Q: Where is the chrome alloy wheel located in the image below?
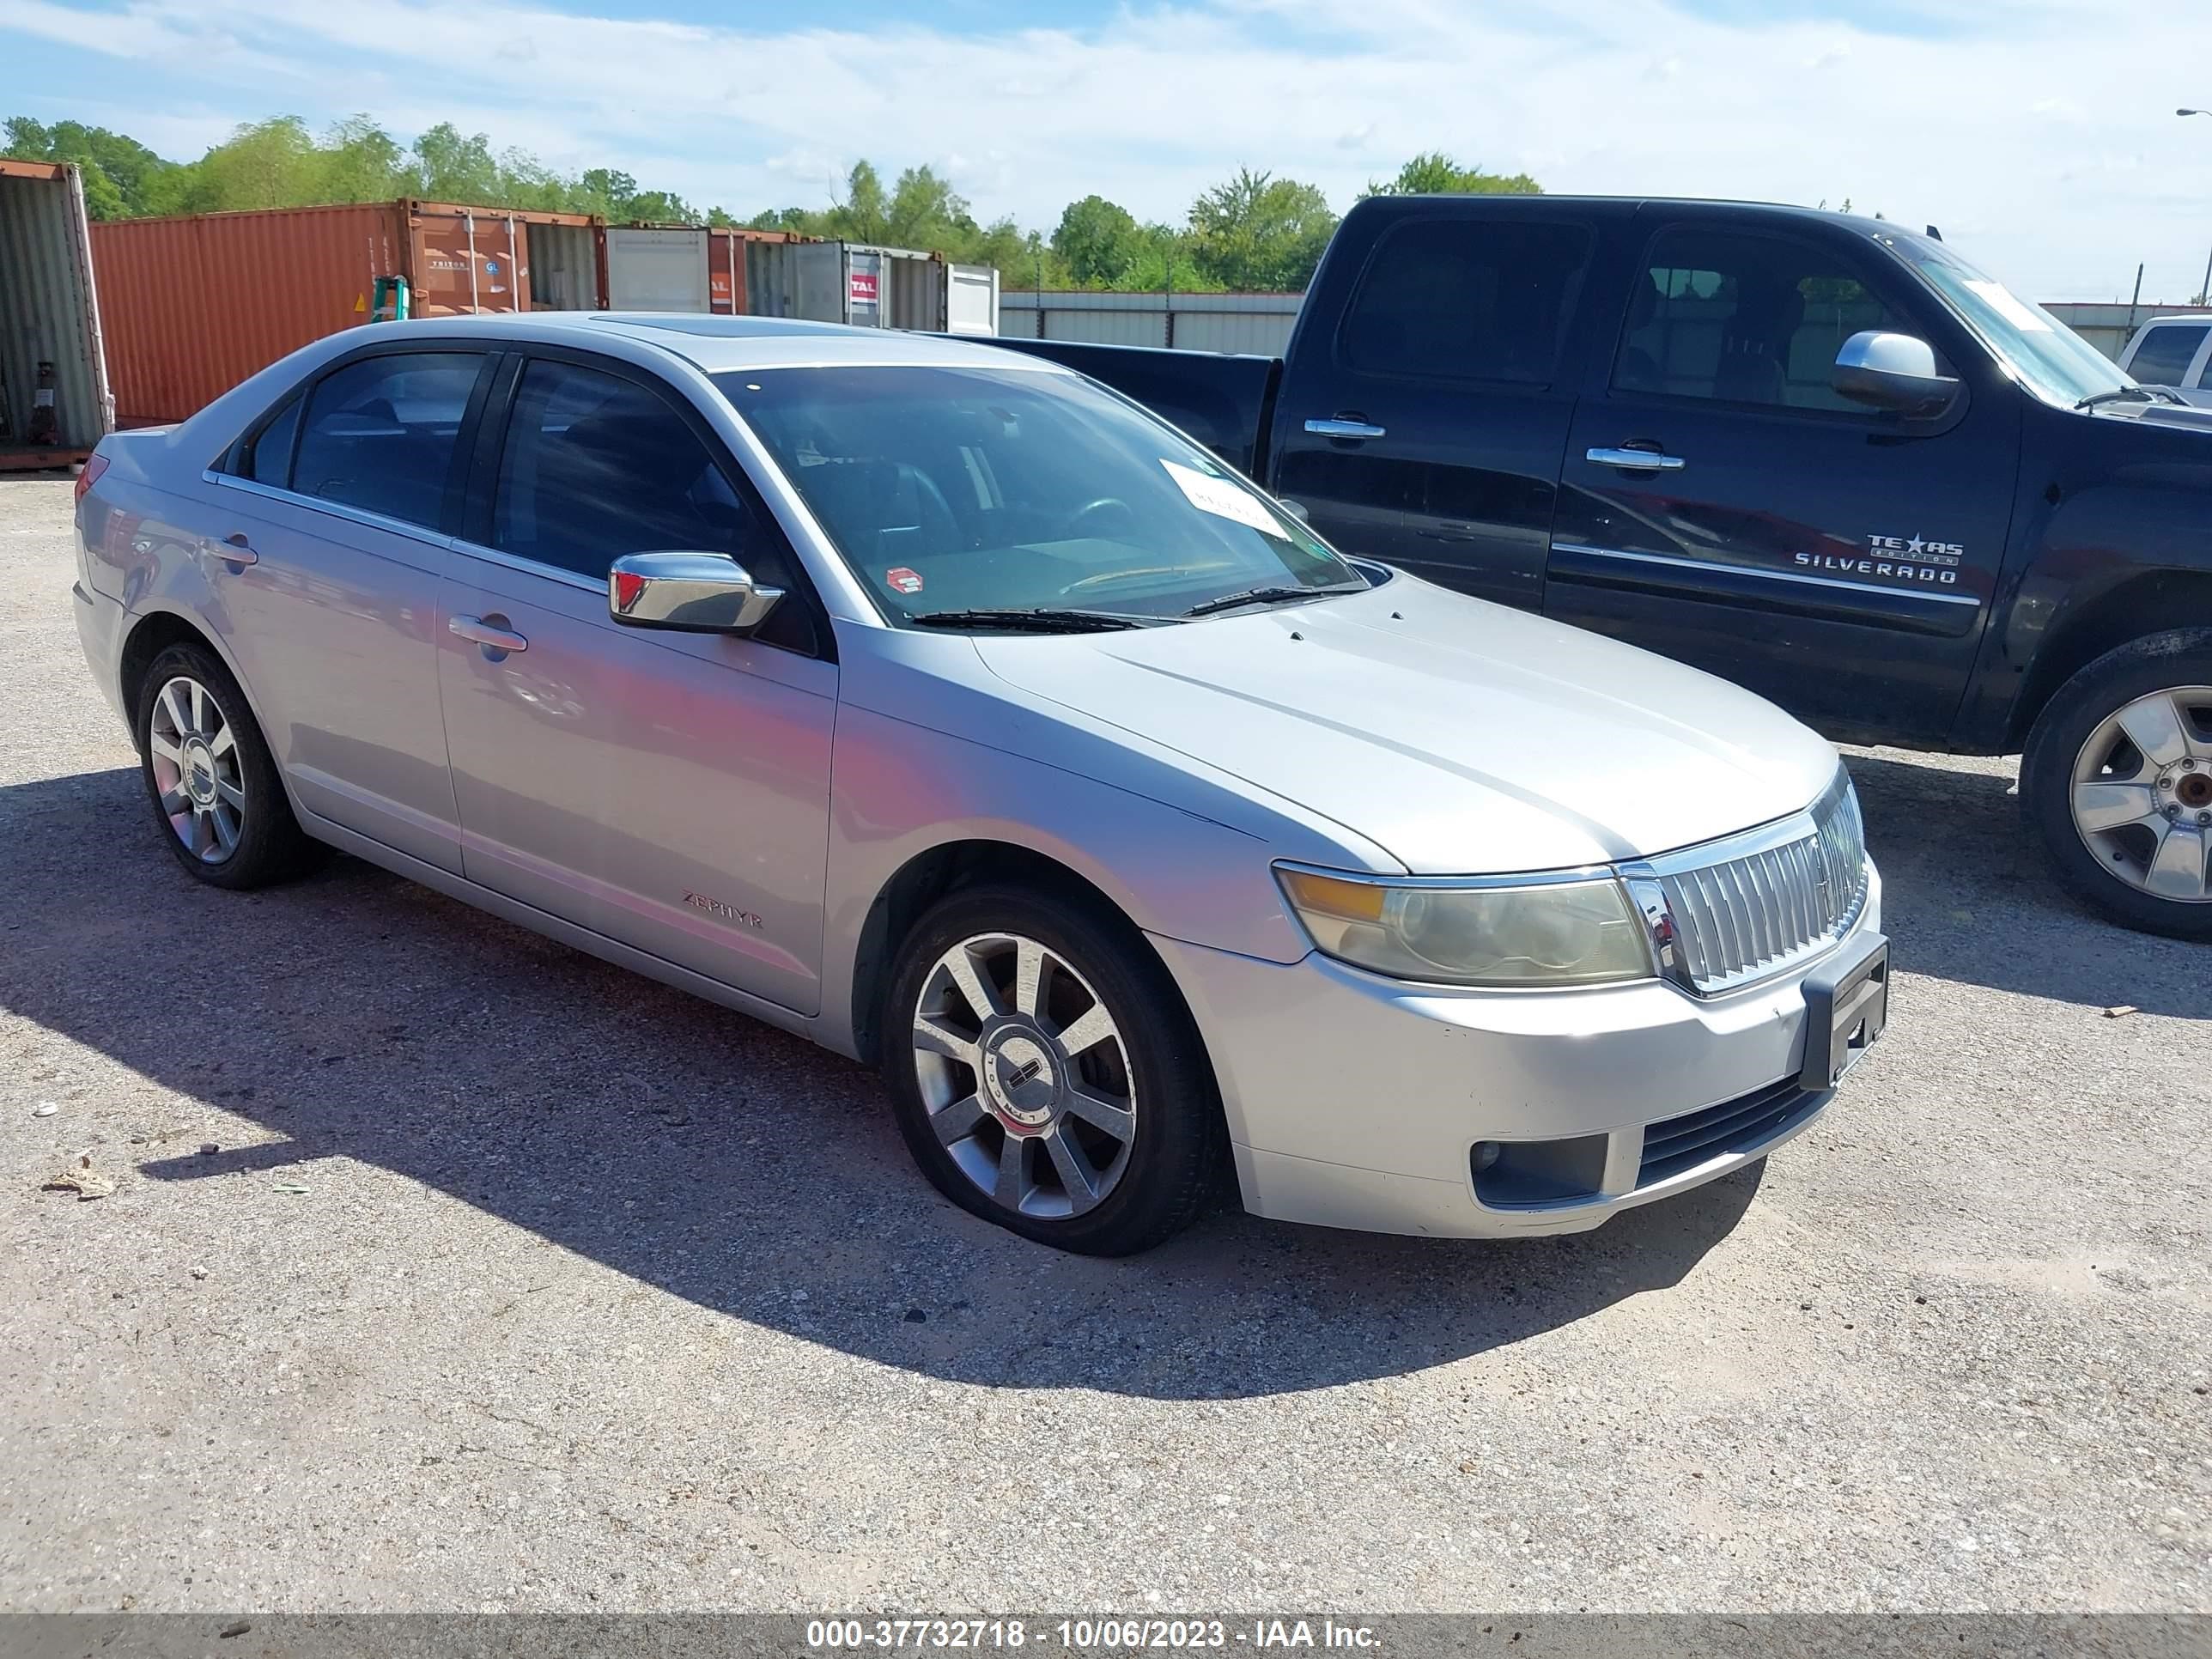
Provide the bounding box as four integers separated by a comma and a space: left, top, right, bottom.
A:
2070, 684, 2212, 902
910, 932, 1138, 1219
148, 675, 246, 864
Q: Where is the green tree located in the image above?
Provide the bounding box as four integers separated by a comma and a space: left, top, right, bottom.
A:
1188, 167, 1338, 291
827, 160, 891, 243
189, 116, 324, 211
1052, 194, 1144, 285
1361, 151, 1541, 198
410, 122, 500, 203
5, 114, 176, 217
317, 114, 410, 204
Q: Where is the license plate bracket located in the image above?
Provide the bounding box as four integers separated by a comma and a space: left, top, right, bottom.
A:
1800, 932, 1889, 1091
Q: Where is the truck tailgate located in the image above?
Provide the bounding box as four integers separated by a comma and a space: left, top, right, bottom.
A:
981, 337, 1281, 479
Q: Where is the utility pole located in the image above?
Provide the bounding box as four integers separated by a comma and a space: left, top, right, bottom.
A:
2181, 112, 2212, 303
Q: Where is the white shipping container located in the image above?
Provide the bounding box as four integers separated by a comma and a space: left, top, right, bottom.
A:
945, 264, 1000, 336
744, 240, 998, 334
605, 227, 711, 313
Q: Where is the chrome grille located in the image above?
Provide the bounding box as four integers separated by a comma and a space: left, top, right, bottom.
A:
1645, 771, 1869, 995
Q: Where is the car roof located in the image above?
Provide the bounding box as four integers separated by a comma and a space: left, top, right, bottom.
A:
1349, 191, 1921, 243
391, 311, 1062, 375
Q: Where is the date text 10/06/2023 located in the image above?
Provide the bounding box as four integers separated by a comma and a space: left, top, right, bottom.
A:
803, 1620, 1382, 1650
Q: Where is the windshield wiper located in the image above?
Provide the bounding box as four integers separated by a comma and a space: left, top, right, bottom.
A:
1183, 581, 1367, 618
908, 607, 1147, 633
2075, 386, 2172, 410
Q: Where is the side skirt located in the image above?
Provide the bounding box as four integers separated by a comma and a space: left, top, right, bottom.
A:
297, 808, 843, 1056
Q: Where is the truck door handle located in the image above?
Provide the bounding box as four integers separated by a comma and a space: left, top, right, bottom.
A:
450, 614, 529, 654
1305, 417, 1388, 441
1586, 446, 1686, 471
210, 532, 258, 568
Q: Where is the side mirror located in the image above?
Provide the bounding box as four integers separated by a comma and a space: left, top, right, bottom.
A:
609, 551, 783, 635
1832, 331, 1960, 415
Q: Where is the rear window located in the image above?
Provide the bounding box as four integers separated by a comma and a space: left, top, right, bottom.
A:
1339, 217, 1593, 385
237, 394, 301, 487
2127, 323, 2209, 386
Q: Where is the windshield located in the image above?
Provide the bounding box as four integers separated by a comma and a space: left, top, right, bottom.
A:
715, 365, 1356, 624
1886, 234, 2133, 409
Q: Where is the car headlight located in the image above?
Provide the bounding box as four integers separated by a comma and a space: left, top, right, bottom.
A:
1276, 866, 1654, 988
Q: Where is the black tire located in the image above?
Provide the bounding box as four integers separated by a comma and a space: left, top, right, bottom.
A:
2021, 628, 2212, 940
133, 641, 322, 890
880, 882, 1225, 1255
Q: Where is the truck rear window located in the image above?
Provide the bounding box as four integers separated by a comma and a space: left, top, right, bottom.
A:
1339, 218, 1592, 386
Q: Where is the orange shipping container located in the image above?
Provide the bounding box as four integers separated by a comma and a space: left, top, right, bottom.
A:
90, 199, 605, 425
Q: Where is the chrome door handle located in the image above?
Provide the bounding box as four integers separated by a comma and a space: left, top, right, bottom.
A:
450, 614, 528, 653
210, 532, 258, 568
1305, 417, 1388, 440
1586, 446, 1685, 471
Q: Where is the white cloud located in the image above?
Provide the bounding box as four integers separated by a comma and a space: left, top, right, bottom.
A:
8, 0, 2209, 300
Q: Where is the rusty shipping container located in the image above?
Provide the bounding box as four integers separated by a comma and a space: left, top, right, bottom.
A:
709, 227, 804, 315
90, 199, 605, 425
0, 157, 112, 468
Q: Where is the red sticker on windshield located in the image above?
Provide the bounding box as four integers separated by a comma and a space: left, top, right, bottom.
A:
885, 567, 924, 595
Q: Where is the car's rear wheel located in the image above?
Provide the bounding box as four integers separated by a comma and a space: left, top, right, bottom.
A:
134, 641, 320, 890
2021, 629, 2212, 939
882, 883, 1224, 1255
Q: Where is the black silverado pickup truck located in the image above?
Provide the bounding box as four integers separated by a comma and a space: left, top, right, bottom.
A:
995, 195, 2212, 939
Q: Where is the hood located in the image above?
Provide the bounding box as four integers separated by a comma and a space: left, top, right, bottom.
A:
973, 575, 1840, 874
2092, 399, 2212, 434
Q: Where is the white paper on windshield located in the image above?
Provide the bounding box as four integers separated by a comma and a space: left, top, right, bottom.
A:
1161, 458, 1282, 537
1963, 279, 2051, 332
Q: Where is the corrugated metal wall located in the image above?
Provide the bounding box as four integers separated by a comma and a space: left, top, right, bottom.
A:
0, 165, 109, 452
1000, 290, 1304, 355
93, 202, 409, 425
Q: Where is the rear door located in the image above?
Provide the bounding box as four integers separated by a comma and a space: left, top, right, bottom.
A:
1268, 205, 1601, 611
1547, 211, 2019, 744
205, 344, 494, 872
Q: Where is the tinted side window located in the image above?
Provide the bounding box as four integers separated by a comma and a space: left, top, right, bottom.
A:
240, 394, 301, 486
1613, 228, 1911, 412
492, 359, 817, 653
493, 360, 763, 577
1340, 218, 1593, 385
291, 353, 482, 528
2127, 324, 2209, 386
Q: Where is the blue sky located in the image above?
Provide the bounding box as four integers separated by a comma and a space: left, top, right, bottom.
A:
8, 0, 2207, 301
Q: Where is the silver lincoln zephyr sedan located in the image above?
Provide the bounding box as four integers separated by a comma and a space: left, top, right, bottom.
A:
72, 314, 1887, 1255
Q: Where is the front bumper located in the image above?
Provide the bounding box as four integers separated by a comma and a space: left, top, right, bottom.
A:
1152, 867, 1882, 1239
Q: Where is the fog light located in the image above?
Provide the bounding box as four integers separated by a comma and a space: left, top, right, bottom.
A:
1472, 1140, 1503, 1174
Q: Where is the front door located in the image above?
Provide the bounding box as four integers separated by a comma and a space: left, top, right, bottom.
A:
1268, 210, 1597, 611
436, 352, 837, 1014
1547, 216, 2021, 744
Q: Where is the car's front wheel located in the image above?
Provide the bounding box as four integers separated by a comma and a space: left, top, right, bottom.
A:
134, 641, 320, 890
882, 883, 1224, 1255
2021, 629, 2212, 939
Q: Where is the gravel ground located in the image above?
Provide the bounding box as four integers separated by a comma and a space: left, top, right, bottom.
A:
1, 472, 2206, 1614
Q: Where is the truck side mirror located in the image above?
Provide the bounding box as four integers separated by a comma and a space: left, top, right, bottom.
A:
1832, 331, 1960, 416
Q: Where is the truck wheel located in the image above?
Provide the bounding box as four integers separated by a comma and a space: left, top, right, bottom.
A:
881, 883, 1225, 1255
2021, 629, 2212, 939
